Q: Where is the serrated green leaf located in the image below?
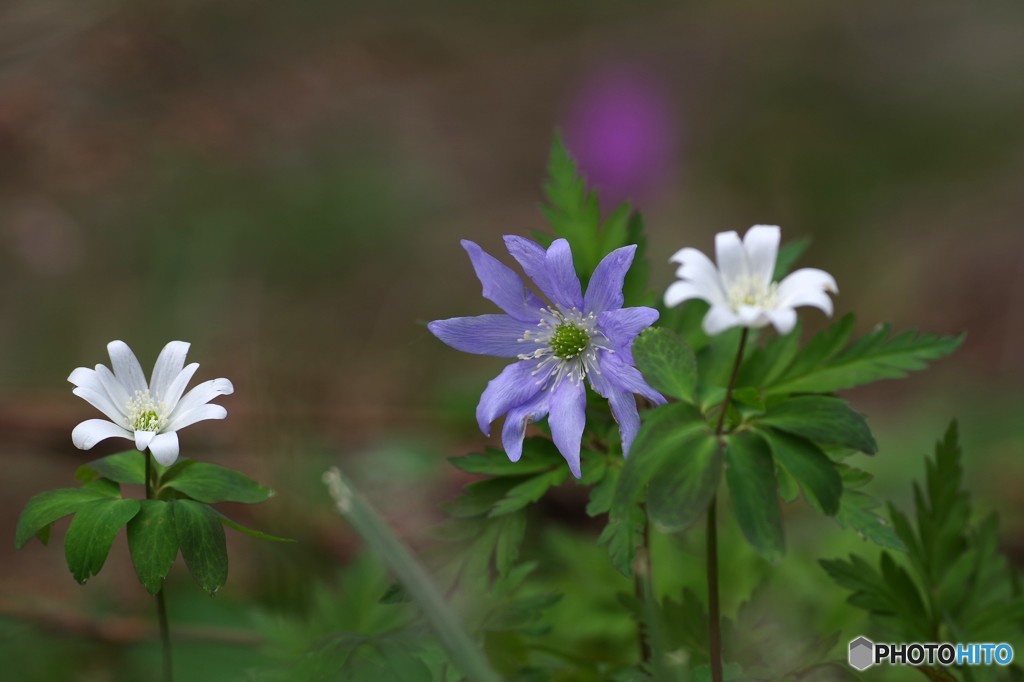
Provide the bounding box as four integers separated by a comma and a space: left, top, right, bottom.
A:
760, 429, 842, 515
218, 512, 294, 543
632, 327, 698, 403
449, 444, 557, 477
767, 316, 963, 395
64, 498, 140, 583
776, 464, 799, 503
174, 499, 228, 594
725, 432, 784, 559
489, 468, 567, 517
440, 478, 519, 518
15, 482, 122, 549
756, 395, 877, 454
160, 462, 273, 504
598, 503, 646, 578
542, 134, 602, 275
834, 490, 905, 550
127, 500, 178, 594
75, 450, 146, 485
586, 463, 619, 517
646, 433, 722, 533
494, 511, 527, 578
604, 402, 711, 575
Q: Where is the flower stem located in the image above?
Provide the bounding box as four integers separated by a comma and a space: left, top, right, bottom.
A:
707, 328, 749, 682
145, 453, 173, 682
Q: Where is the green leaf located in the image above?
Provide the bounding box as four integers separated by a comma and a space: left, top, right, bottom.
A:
586, 463, 620, 517
597, 503, 646, 578
756, 395, 877, 454
174, 499, 228, 594
489, 468, 568, 517
440, 478, 518, 518
449, 440, 561, 476
75, 450, 146, 485
15, 481, 122, 549
760, 428, 842, 515
604, 402, 712, 575
160, 462, 273, 504
127, 500, 178, 594
767, 315, 963, 395
725, 432, 784, 559
64, 498, 141, 583
219, 512, 294, 543
632, 327, 698, 403
646, 433, 722, 532
493, 511, 527, 578
834, 490, 905, 550
542, 134, 603, 276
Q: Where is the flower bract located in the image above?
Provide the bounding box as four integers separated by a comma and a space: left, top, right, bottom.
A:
429, 237, 665, 478
664, 224, 838, 335
68, 340, 234, 466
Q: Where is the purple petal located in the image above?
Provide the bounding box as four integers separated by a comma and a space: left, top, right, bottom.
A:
597, 351, 666, 405
476, 360, 546, 436
503, 236, 552, 299
428, 315, 531, 358
598, 307, 659, 349
500, 391, 551, 462
609, 390, 641, 456
461, 240, 544, 322
588, 359, 642, 456
545, 239, 584, 310
584, 244, 636, 314
548, 379, 586, 478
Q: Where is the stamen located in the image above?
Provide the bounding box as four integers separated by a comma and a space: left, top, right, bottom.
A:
515, 305, 613, 391
125, 390, 167, 433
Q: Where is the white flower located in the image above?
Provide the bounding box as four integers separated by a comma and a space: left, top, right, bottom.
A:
664, 225, 838, 335
68, 340, 234, 466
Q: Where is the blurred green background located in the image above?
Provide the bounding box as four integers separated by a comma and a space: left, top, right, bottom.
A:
1, 0, 1022, 679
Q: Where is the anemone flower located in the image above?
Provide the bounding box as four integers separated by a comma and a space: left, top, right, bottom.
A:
664, 225, 838, 335
429, 237, 665, 478
68, 340, 233, 466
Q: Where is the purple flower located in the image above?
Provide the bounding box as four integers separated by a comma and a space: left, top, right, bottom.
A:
429, 236, 665, 478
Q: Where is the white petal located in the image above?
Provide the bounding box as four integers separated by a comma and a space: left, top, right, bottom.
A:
148, 432, 180, 466
777, 268, 838, 316
107, 340, 148, 393
714, 231, 747, 286
668, 247, 727, 305
68, 367, 95, 388
168, 378, 233, 428
703, 305, 742, 335
162, 362, 200, 413
736, 305, 771, 327
167, 404, 227, 432
664, 281, 709, 308
767, 308, 798, 335
135, 430, 156, 451
150, 341, 190, 403
73, 386, 130, 428
95, 364, 130, 410
72, 419, 132, 450
743, 225, 780, 287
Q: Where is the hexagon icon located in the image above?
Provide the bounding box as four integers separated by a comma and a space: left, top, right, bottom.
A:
849, 636, 875, 671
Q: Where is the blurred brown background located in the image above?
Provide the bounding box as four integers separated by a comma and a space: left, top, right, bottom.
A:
1, 0, 1022, 678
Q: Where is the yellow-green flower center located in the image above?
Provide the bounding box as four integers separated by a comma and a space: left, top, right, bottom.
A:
549, 322, 591, 360
126, 390, 167, 432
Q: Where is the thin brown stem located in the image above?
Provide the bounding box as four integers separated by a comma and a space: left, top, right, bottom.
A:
707, 328, 749, 682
